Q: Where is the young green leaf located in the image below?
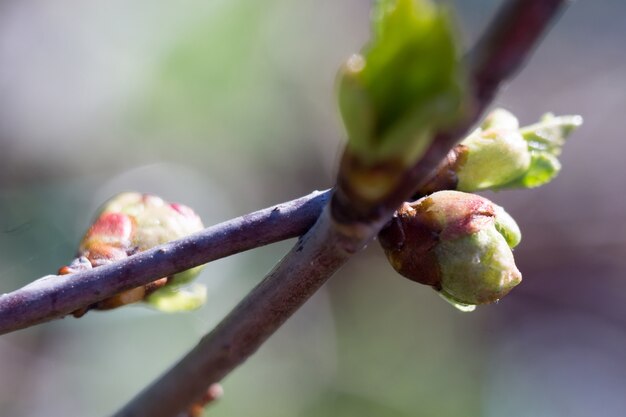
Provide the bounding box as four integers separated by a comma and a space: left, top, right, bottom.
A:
337, 0, 466, 165
499, 113, 583, 189
145, 284, 207, 313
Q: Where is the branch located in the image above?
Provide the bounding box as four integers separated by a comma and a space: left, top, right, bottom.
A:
0, 0, 569, 334
0, 190, 329, 335
113, 1, 569, 416
0, 131, 507, 335
114, 206, 383, 417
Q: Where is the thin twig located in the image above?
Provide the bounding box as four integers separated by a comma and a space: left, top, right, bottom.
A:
0, 144, 474, 335
0, 142, 482, 334
113, 1, 569, 416
0, 190, 329, 335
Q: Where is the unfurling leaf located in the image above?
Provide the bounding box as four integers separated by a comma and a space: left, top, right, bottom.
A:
502, 113, 583, 189
454, 109, 583, 192
338, 0, 466, 166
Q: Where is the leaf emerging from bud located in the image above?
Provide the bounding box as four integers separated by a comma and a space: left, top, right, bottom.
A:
455, 109, 582, 192
505, 113, 583, 189
337, 0, 465, 166
379, 191, 522, 309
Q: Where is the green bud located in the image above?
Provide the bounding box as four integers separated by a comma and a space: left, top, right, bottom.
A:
436, 226, 520, 307
492, 205, 521, 248
337, 0, 465, 166
480, 108, 519, 131
456, 127, 531, 191
379, 191, 522, 309
454, 109, 582, 192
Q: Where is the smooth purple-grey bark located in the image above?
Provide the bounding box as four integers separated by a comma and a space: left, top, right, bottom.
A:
0, 190, 329, 335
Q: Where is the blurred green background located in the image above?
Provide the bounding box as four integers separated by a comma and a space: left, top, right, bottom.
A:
1, 0, 625, 416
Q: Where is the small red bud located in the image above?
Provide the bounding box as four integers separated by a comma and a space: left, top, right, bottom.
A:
58, 192, 205, 315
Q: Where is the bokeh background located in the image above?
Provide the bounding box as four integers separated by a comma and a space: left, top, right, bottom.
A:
1, 0, 625, 416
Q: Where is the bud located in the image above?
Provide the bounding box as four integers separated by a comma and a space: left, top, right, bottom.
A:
453, 109, 582, 192
480, 107, 519, 131
456, 127, 531, 191
379, 191, 521, 309
59, 192, 206, 315
334, 0, 466, 217
335, 0, 465, 208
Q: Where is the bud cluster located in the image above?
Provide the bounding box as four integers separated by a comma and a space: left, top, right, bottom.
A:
59, 192, 207, 316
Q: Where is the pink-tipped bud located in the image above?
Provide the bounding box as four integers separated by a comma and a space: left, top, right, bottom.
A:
379, 191, 522, 307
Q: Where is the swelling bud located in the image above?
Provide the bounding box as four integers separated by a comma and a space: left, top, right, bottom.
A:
454, 108, 582, 192
337, 0, 464, 165
334, 0, 466, 213
59, 192, 206, 316
379, 191, 521, 309
456, 111, 530, 191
